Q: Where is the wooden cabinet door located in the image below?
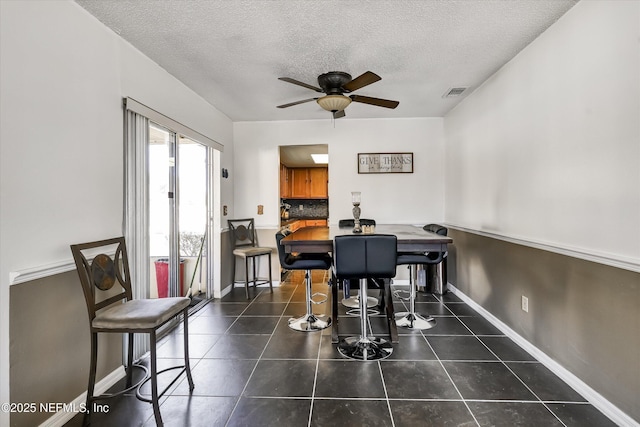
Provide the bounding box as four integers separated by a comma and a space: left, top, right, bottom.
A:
280, 164, 291, 198
308, 167, 328, 198
290, 168, 309, 198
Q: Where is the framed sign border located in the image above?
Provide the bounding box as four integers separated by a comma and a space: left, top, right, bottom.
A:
357, 152, 414, 174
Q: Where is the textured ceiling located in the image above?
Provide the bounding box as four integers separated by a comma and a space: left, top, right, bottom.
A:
76, 0, 577, 122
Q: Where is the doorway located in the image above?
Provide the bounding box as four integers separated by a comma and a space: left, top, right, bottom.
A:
278, 145, 329, 221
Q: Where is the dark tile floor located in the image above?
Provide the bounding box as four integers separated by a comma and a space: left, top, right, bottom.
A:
67, 271, 618, 426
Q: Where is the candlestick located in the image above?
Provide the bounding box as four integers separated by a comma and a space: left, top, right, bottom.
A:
351, 192, 362, 233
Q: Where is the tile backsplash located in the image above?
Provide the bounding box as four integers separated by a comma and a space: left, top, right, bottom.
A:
283, 198, 328, 219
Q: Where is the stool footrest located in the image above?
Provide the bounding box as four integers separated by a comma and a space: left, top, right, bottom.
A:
310, 292, 327, 304
392, 289, 411, 301
136, 364, 192, 403
90, 364, 148, 401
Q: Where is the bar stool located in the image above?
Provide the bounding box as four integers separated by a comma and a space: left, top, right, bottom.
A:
338, 219, 378, 310
395, 252, 442, 330
333, 234, 397, 361
422, 224, 449, 295
276, 231, 332, 331
228, 218, 273, 299
71, 237, 194, 426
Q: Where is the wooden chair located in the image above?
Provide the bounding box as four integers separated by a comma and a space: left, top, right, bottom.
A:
71, 237, 194, 426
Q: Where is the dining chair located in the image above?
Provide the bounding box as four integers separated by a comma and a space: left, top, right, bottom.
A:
228, 218, 273, 299
333, 234, 397, 360
70, 237, 194, 426
275, 231, 332, 331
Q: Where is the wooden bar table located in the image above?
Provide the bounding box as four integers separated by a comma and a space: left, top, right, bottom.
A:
281, 224, 453, 343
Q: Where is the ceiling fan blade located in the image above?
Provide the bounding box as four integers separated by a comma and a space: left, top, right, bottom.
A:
333, 110, 346, 119
277, 98, 318, 108
350, 95, 399, 109
342, 71, 381, 92
278, 77, 323, 92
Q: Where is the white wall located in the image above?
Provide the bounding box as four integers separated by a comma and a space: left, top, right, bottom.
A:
444, 0, 640, 266
233, 118, 445, 228
0, 2, 233, 422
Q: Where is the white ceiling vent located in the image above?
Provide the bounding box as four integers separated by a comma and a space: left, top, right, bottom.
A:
443, 87, 468, 98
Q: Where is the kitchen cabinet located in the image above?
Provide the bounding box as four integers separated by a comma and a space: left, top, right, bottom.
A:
308, 168, 328, 198
290, 168, 309, 198
280, 164, 291, 198
304, 219, 327, 227
286, 219, 327, 233
289, 167, 328, 198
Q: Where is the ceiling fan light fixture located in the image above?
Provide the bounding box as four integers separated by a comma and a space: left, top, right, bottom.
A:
317, 95, 351, 112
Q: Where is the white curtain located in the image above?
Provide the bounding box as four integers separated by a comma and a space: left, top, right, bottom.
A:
124, 109, 150, 359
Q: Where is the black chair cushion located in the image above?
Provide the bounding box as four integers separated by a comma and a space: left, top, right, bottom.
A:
423, 223, 448, 236
276, 232, 332, 271
333, 235, 397, 279
397, 252, 444, 266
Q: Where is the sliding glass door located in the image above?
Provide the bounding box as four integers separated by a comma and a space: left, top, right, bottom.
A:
148, 123, 208, 300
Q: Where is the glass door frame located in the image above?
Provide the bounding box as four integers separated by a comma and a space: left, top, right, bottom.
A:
149, 122, 214, 300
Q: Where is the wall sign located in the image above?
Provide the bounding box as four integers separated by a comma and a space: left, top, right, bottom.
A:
358, 152, 413, 174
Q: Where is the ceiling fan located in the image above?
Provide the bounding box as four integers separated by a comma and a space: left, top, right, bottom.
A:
277, 71, 399, 119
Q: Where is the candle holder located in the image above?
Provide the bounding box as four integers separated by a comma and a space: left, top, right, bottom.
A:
351, 192, 362, 233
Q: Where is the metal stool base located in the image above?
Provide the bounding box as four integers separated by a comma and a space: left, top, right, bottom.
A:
338, 336, 393, 361
341, 295, 378, 308
288, 313, 331, 332
395, 312, 437, 330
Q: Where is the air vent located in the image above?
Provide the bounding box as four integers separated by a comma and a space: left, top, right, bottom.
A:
443, 87, 468, 98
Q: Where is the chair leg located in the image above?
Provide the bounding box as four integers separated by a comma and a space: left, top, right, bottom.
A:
268, 252, 273, 293
252, 255, 258, 291
395, 264, 436, 330
150, 331, 163, 426
83, 332, 98, 426
331, 272, 339, 343
182, 308, 195, 391
380, 279, 399, 344
125, 333, 134, 388
288, 269, 331, 331
231, 256, 236, 290
338, 278, 393, 361
244, 258, 250, 299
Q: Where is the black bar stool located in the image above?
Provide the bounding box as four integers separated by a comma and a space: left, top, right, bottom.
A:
333, 234, 397, 361
394, 224, 447, 330
276, 232, 332, 331
337, 219, 378, 309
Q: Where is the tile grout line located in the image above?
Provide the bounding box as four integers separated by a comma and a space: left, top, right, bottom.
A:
223, 281, 299, 427
435, 292, 569, 426
420, 291, 482, 427
377, 360, 396, 427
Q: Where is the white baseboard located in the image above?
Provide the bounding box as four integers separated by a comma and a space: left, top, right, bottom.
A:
447, 284, 638, 427
38, 366, 126, 427
219, 281, 282, 299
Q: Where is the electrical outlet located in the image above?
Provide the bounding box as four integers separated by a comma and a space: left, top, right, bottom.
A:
521, 295, 529, 313
223, 205, 227, 216
257, 205, 263, 215
299, 204, 303, 210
